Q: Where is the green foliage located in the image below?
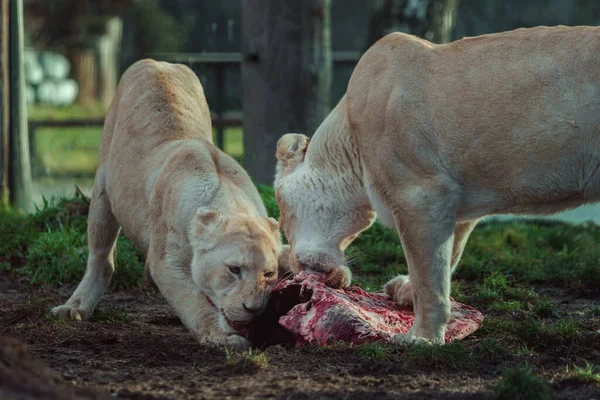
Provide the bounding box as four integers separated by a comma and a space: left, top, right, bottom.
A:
550, 319, 582, 340
132, 0, 189, 54
566, 362, 600, 386
534, 300, 558, 318
459, 221, 600, 293
405, 341, 470, 369
225, 348, 270, 370
491, 365, 552, 400
358, 342, 390, 360
92, 307, 132, 323
25, 225, 88, 285
256, 184, 279, 220
473, 338, 507, 361
490, 300, 523, 312
0, 194, 144, 289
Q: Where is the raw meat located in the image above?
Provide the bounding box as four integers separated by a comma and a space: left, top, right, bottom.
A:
246, 273, 484, 348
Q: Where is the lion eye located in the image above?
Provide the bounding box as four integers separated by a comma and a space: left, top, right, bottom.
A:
228, 266, 241, 275
264, 271, 274, 278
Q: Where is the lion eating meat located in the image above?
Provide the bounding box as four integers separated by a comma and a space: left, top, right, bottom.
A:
52, 59, 285, 348
275, 26, 600, 345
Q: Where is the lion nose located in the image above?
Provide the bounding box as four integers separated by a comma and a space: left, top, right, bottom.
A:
242, 302, 262, 315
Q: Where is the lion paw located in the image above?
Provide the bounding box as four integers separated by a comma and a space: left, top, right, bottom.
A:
224, 334, 251, 349
326, 266, 352, 289
52, 303, 92, 321
384, 274, 413, 305
390, 333, 433, 346
198, 331, 251, 349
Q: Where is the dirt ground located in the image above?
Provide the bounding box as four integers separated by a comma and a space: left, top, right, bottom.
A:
1, 273, 599, 400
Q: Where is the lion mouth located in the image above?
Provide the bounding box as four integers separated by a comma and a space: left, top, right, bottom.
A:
224, 315, 252, 331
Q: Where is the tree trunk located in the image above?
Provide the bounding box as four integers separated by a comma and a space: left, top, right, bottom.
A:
8, 0, 32, 208
365, 0, 460, 51
0, 0, 9, 205
70, 48, 96, 107
241, 0, 332, 185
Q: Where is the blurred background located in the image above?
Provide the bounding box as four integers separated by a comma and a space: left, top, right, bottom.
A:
2, 0, 600, 223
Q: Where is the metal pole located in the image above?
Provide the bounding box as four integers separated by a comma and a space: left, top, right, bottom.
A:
8, 0, 32, 208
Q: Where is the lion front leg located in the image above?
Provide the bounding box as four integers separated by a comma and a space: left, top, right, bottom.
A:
384, 220, 479, 307
387, 184, 459, 345
147, 255, 250, 349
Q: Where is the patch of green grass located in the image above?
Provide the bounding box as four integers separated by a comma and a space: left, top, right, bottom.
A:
514, 317, 548, 347
473, 338, 508, 361
0, 205, 38, 265
358, 342, 390, 360
450, 281, 467, 302
92, 307, 131, 323
550, 319, 582, 340
590, 306, 600, 316
514, 317, 582, 348
35, 126, 102, 176
256, 183, 279, 220
225, 348, 269, 370
405, 341, 470, 369
517, 345, 535, 357
459, 221, 600, 294
534, 300, 558, 319
490, 300, 523, 312
1, 194, 144, 289
566, 362, 600, 386
24, 296, 53, 316
28, 104, 107, 121
490, 365, 552, 400
24, 224, 89, 285
220, 127, 243, 160
479, 316, 516, 336
33, 118, 243, 176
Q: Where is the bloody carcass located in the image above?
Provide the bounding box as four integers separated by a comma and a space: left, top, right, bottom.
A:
246, 273, 484, 348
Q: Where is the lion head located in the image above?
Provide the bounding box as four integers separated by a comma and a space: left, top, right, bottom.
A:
189, 208, 281, 332
274, 133, 376, 277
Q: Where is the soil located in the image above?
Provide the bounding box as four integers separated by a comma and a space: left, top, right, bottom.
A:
1, 273, 599, 400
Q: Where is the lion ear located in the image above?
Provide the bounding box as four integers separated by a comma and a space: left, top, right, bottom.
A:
193, 208, 225, 237
264, 217, 280, 235
275, 133, 310, 179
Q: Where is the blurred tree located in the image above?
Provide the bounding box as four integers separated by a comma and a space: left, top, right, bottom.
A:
365, 0, 460, 49
23, 0, 132, 51
1, 0, 32, 207
242, 0, 332, 185
1, 0, 7, 204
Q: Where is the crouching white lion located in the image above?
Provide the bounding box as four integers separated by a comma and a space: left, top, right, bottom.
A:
52, 59, 284, 348
275, 26, 600, 345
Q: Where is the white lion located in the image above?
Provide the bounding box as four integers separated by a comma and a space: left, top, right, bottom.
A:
275, 26, 600, 345
52, 59, 283, 348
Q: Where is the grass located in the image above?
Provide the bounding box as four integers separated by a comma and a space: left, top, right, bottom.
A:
92, 307, 131, 323
225, 348, 270, 370
405, 341, 470, 369
33, 124, 243, 177
566, 362, 600, 386
534, 300, 558, 318
0, 194, 145, 289
358, 342, 390, 360
473, 338, 508, 362
490, 365, 553, 400
2, 183, 600, 305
